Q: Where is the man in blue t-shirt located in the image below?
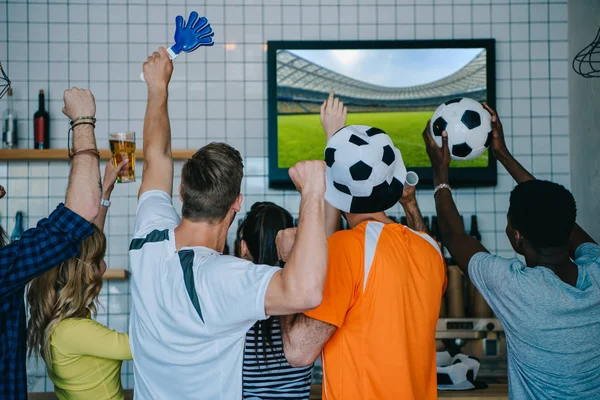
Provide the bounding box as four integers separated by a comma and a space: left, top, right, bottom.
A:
423, 103, 600, 399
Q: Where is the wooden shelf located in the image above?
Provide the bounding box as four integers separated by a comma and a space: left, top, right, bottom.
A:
103, 269, 129, 280
0, 149, 195, 161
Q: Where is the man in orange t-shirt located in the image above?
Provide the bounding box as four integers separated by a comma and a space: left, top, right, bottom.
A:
281, 93, 447, 399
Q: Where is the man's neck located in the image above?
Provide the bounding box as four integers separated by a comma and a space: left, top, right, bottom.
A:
346, 212, 394, 229
174, 217, 230, 253
526, 245, 578, 285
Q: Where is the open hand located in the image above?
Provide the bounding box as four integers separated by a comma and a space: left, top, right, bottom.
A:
289, 160, 326, 195
143, 47, 174, 91
482, 103, 508, 157
0, 185, 5, 199
423, 119, 451, 180
103, 159, 129, 195
276, 227, 297, 262
172, 12, 214, 53
320, 91, 347, 142
62, 88, 95, 120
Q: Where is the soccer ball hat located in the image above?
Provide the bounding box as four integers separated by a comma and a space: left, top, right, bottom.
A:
324, 125, 407, 214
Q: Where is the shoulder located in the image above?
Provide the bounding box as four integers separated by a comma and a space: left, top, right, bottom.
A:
575, 243, 600, 264
199, 255, 279, 278
329, 225, 367, 249
51, 318, 98, 343
468, 252, 526, 287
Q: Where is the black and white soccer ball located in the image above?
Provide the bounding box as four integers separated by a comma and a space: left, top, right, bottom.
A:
430, 98, 492, 161
324, 125, 407, 214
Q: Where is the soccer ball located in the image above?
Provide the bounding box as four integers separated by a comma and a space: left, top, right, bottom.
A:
430, 98, 492, 161
324, 125, 407, 214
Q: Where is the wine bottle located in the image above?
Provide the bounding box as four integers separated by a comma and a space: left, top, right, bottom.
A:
469, 215, 482, 241
2, 88, 17, 149
10, 211, 24, 242
423, 216, 430, 232
33, 89, 49, 149
400, 216, 407, 226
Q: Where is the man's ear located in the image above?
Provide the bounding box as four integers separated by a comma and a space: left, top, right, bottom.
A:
514, 229, 524, 249
178, 184, 183, 203
232, 194, 243, 213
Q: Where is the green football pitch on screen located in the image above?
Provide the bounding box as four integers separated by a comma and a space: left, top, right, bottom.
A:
277, 110, 488, 169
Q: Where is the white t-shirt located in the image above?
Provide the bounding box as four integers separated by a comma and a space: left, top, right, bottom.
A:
129, 191, 280, 400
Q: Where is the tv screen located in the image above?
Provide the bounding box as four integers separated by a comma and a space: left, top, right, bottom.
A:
267, 40, 496, 189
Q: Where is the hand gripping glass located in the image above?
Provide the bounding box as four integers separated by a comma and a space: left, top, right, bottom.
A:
140, 11, 214, 81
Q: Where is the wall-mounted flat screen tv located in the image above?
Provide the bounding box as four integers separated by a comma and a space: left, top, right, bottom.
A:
267, 39, 496, 189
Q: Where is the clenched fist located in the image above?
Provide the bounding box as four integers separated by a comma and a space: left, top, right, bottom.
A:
62, 88, 96, 120
289, 160, 326, 195
143, 47, 174, 91
276, 227, 297, 263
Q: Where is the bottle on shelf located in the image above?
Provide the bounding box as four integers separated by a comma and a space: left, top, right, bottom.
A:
33, 89, 49, 149
10, 211, 24, 242
400, 216, 407, 226
2, 88, 17, 149
423, 216, 430, 232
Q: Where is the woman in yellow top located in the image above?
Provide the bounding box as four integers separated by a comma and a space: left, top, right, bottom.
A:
27, 160, 131, 400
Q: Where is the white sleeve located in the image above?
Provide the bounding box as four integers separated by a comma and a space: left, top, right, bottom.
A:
134, 190, 180, 237
199, 257, 280, 330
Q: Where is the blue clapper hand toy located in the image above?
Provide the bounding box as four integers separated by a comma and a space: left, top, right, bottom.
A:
140, 11, 214, 81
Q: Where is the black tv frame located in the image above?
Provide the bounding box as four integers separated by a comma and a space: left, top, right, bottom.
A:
267, 39, 497, 190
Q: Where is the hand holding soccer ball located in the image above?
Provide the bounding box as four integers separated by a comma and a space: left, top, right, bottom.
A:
482, 103, 509, 157
430, 97, 492, 161
423, 119, 451, 176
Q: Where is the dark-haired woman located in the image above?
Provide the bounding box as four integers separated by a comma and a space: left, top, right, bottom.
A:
236, 202, 313, 400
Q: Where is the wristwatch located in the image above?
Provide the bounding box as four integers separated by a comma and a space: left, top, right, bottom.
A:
101, 199, 111, 208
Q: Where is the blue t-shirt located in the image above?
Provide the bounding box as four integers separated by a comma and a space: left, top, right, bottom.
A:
469, 243, 600, 400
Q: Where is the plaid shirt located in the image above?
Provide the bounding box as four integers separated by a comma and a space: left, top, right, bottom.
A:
0, 204, 94, 400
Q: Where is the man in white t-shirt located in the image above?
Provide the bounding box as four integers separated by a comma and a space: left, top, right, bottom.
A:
128, 47, 328, 399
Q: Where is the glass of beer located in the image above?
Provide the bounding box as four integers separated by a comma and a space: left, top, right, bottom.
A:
109, 132, 136, 183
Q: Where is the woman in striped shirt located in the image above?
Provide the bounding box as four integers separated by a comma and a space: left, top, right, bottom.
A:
236, 202, 313, 400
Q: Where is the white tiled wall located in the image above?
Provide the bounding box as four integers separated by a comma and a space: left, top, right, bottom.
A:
0, 0, 569, 392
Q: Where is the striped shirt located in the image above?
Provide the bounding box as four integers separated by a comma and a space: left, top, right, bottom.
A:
243, 317, 313, 399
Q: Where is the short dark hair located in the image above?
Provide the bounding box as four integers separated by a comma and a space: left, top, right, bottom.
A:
508, 180, 576, 249
181, 142, 243, 223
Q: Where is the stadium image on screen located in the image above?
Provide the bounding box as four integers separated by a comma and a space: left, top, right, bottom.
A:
276, 48, 488, 169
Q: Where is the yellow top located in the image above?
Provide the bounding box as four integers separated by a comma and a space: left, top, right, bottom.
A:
48, 317, 132, 400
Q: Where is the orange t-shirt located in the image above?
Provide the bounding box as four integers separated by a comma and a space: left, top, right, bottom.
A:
305, 221, 447, 400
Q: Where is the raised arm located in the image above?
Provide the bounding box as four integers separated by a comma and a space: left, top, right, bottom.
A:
321, 92, 347, 236
139, 47, 174, 198
400, 184, 428, 232
63, 88, 101, 222
423, 121, 487, 277
94, 160, 128, 231
264, 161, 328, 315
481, 103, 596, 258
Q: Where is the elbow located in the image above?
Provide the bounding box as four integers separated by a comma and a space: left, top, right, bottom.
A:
86, 203, 100, 223
296, 289, 322, 312
305, 291, 323, 311
284, 346, 318, 368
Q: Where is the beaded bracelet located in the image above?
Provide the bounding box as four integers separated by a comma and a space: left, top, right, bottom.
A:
70, 116, 97, 125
